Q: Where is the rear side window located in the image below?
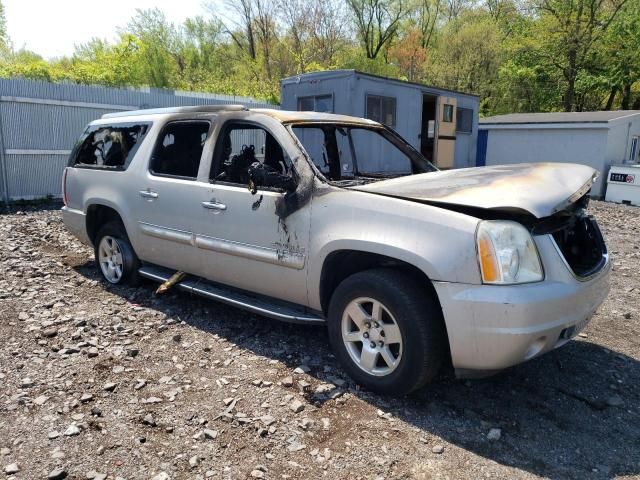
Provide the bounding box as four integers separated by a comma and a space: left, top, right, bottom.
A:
150, 121, 210, 179
71, 123, 150, 169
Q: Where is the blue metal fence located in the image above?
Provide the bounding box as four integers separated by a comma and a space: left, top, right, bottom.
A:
0, 78, 278, 202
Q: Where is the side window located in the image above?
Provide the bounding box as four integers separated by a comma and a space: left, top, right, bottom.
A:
150, 121, 209, 179
456, 107, 473, 133
365, 94, 396, 128
71, 123, 149, 169
211, 123, 293, 187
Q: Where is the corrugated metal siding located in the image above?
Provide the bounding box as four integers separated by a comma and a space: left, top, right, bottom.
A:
5, 153, 68, 199
0, 78, 278, 201
0, 102, 104, 150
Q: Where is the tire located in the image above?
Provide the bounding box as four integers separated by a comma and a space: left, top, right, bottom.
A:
93, 221, 140, 286
327, 268, 446, 395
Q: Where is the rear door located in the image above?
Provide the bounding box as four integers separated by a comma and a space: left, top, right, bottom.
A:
436, 96, 457, 169
131, 119, 211, 274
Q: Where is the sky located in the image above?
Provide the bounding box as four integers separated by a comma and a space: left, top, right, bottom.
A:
4, 0, 221, 59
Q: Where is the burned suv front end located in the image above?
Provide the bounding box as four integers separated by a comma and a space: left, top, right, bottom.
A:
433, 194, 610, 376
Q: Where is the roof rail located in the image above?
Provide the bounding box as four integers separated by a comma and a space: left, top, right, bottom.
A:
101, 104, 249, 119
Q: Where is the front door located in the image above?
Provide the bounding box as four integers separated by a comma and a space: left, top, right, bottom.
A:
190, 119, 311, 306
131, 120, 211, 274
436, 96, 457, 169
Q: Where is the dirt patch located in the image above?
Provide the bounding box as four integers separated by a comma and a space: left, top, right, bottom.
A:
0, 201, 638, 480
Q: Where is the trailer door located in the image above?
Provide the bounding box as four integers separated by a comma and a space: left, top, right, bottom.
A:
436, 96, 457, 169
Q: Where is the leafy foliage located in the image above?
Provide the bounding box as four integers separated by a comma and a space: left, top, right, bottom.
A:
0, 0, 638, 112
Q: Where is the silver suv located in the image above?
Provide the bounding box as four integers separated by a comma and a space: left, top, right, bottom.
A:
62, 105, 610, 395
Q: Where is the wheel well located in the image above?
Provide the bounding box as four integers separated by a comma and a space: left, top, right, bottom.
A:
319, 250, 452, 369
85, 205, 123, 245
320, 250, 438, 315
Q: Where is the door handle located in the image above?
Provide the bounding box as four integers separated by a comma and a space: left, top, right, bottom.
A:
202, 200, 227, 211
139, 189, 159, 199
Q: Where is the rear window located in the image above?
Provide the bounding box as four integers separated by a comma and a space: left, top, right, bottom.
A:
70, 123, 150, 169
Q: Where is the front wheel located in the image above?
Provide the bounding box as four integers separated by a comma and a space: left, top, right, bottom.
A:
327, 269, 446, 395
94, 222, 140, 286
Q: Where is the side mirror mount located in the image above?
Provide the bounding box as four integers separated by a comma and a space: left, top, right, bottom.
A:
248, 162, 296, 195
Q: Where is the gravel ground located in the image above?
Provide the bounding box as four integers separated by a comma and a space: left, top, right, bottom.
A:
0, 200, 638, 480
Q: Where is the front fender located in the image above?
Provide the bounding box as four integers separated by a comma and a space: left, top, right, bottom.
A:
306, 189, 482, 310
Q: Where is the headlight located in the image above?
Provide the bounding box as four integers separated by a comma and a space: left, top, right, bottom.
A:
476, 220, 543, 284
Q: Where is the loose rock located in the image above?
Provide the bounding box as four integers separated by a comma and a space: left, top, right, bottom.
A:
432, 445, 445, 454
20, 377, 35, 388
64, 424, 81, 436
290, 398, 305, 413
47, 468, 68, 480
143, 413, 156, 427
103, 382, 117, 392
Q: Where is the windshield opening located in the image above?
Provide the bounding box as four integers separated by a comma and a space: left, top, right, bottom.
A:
290, 124, 437, 186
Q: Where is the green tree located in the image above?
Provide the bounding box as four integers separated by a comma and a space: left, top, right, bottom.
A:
347, 0, 408, 59
126, 9, 181, 88
534, 0, 630, 111
1, 0, 638, 113
68, 36, 144, 87
601, 0, 640, 109
0, 0, 10, 56
427, 11, 503, 113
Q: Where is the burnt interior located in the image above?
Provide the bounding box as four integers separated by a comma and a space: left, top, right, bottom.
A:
552, 215, 607, 277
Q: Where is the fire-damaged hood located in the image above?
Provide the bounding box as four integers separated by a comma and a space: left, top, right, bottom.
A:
351, 163, 598, 219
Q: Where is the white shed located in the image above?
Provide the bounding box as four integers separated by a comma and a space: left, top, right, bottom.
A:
478, 111, 640, 198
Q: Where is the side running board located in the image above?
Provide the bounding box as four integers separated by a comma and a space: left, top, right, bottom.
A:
138, 265, 325, 325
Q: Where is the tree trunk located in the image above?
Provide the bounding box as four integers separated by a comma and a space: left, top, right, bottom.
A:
564, 78, 576, 112
604, 86, 618, 110
564, 50, 577, 112
247, 27, 256, 60
622, 83, 631, 110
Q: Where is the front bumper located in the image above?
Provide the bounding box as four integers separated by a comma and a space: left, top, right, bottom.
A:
61, 206, 91, 246
433, 234, 611, 373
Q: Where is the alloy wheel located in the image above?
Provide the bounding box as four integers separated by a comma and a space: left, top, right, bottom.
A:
98, 235, 124, 283
341, 297, 403, 377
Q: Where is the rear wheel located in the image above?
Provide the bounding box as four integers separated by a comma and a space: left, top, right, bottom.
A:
328, 268, 446, 395
94, 222, 140, 286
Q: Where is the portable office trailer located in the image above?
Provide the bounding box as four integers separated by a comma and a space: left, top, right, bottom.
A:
280, 70, 480, 169
478, 111, 640, 198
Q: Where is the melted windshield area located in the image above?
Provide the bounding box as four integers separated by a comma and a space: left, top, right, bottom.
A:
291, 124, 436, 186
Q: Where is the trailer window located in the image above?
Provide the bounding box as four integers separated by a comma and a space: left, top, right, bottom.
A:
298, 95, 333, 113
365, 95, 396, 128
456, 107, 473, 133
71, 123, 149, 169
442, 104, 454, 123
